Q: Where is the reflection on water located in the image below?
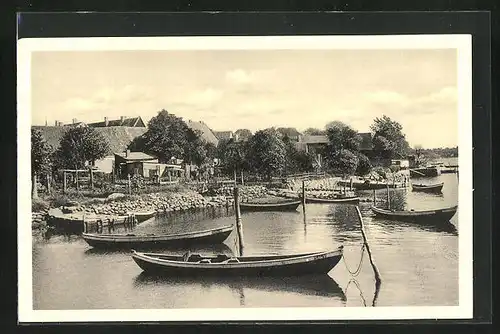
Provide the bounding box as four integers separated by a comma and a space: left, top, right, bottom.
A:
33, 174, 459, 309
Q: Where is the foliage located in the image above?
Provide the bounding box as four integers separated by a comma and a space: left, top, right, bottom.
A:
55, 127, 110, 169
246, 129, 287, 180
129, 109, 208, 166
234, 129, 253, 141
325, 121, 361, 153
355, 153, 372, 176
282, 135, 314, 174
303, 127, 326, 136
217, 138, 247, 175
370, 115, 410, 159
326, 149, 359, 176
31, 129, 53, 176
32, 198, 49, 212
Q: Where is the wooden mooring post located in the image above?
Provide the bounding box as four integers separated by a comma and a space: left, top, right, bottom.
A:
373, 189, 376, 205
89, 167, 94, 189
241, 171, 244, 186
63, 171, 67, 193
350, 177, 353, 191
386, 184, 391, 210
75, 170, 79, 191
302, 180, 306, 208
127, 174, 132, 195
354, 206, 382, 306
233, 187, 245, 256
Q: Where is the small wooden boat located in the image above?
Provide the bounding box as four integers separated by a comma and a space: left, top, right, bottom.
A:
131, 247, 344, 277
305, 196, 360, 204
82, 225, 234, 249
239, 200, 301, 212
371, 205, 458, 224
410, 166, 441, 177
131, 211, 157, 223
412, 182, 444, 193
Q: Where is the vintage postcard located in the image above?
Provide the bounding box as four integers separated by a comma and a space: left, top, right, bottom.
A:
18, 34, 472, 322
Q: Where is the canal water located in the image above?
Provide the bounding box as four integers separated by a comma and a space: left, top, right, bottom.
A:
32, 172, 459, 310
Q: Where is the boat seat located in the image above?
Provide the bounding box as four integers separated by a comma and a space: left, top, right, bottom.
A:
212, 254, 231, 263
126, 234, 135, 236
199, 259, 212, 264
224, 258, 240, 264
186, 253, 203, 262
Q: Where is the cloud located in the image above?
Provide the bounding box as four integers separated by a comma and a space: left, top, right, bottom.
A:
225, 69, 276, 86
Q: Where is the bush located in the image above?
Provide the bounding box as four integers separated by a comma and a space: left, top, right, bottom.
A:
355, 153, 372, 176
372, 166, 390, 179
32, 198, 49, 212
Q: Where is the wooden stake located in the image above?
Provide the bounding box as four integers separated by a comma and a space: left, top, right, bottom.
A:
127, 174, 131, 195
233, 187, 244, 256
355, 206, 382, 285
373, 189, 376, 205
386, 184, 391, 210
76, 170, 79, 191
241, 171, 244, 186
233, 169, 237, 185
63, 171, 67, 193
302, 180, 306, 208
89, 168, 94, 189
350, 177, 353, 190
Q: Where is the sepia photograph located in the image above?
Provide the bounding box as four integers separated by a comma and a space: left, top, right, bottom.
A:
18, 34, 473, 322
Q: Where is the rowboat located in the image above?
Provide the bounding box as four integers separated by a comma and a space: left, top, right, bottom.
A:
131, 247, 344, 277
411, 182, 444, 193
371, 205, 458, 224
305, 196, 360, 204
239, 200, 301, 212
410, 166, 441, 177
131, 211, 157, 223
82, 225, 234, 249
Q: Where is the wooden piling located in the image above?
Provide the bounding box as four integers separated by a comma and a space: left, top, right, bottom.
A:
373, 189, 376, 205
63, 171, 67, 193
386, 184, 391, 210
233, 187, 244, 256
76, 170, 79, 191
355, 206, 382, 285
127, 174, 131, 195
350, 177, 353, 191
89, 167, 94, 189
241, 171, 244, 186
157, 165, 161, 185
302, 180, 306, 208
233, 169, 237, 186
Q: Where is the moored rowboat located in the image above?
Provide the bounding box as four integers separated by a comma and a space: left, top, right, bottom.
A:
82, 225, 234, 249
239, 200, 301, 212
411, 182, 444, 193
371, 205, 458, 224
131, 211, 157, 223
305, 196, 360, 204
131, 247, 344, 277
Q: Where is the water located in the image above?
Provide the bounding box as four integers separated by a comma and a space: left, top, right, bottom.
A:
32, 173, 459, 309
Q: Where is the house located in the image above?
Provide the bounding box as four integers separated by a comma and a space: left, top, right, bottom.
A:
114, 150, 159, 178
276, 127, 302, 142
87, 116, 146, 128
213, 130, 237, 142
186, 120, 219, 146
295, 135, 329, 154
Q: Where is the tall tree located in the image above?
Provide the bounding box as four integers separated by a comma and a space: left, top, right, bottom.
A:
217, 138, 247, 176
246, 129, 287, 180
31, 129, 53, 197
370, 115, 410, 159
325, 121, 361, 153
55, 127, 109, 169
303, 127, 326, 136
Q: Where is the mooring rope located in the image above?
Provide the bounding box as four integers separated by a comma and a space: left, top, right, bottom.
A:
342, 243, 366, 277
345, 278, 367, 307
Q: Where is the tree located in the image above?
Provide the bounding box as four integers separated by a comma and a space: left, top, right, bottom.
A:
217, 138, 247, 176
129, 109, 208, 166
355, 153, 372, 176
326, 149, 359, 176
325, 121, 361, 153
55, 127, 109, 169
246, 129, 287, 180
370, 115, 410, 159
303, 127, 326, 136
31, 129, 53, 197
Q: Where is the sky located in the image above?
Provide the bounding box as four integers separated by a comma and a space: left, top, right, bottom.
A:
31, 49, 458, 148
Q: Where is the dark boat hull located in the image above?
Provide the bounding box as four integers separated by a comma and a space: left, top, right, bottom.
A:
134, 212, 157, 223
82, 228, 233, 250
410, 167, 441, 177
305, 197, 359, 204
239, 201, 301, 212
371, 206, 457, 224
132, 250, 343, 277
412, 183, 444, 194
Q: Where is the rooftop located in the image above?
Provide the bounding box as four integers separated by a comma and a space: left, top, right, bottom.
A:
115, 152, 157, 161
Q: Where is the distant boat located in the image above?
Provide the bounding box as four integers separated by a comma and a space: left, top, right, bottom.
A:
337, 179, 404, 190
410, 166, 441, 177
82, 225, 234, 249
411, 182, 444, 194
371, 205, 458, 224
305, 195, 360, 204
239, 200, 302, 212
131, 211, 157, 223
131, 247, 344, 277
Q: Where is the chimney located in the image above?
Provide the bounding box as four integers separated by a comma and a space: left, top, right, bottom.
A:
126, 149, 130, 158
104, 117, 109, 127
72, 118, 77, 124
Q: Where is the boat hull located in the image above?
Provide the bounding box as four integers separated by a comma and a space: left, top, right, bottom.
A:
239, 201, 301, 212
82, 226, 233, 249
412, 183, 444, 194
371, 206, 457, 224
133, 212, 157, 223
305, 197, 360, 204
410, 167, 441, 177
131, 249, 343, 277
